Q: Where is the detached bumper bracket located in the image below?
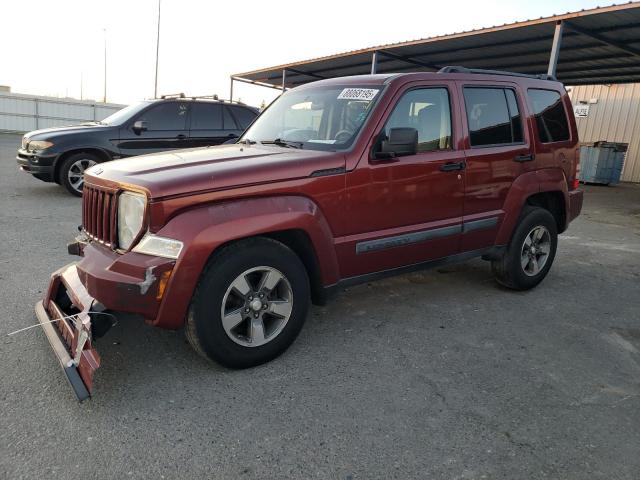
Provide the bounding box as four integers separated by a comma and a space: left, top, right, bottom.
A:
35, 301, 90, 402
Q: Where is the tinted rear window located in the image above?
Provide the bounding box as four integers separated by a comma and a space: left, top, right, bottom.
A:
527, 89, 570, 143
190, 103, 223, 130
463, 87, 523, 147
229, 106, 257, 129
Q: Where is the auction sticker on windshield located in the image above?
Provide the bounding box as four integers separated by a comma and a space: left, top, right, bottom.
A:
337, 88, 379, 101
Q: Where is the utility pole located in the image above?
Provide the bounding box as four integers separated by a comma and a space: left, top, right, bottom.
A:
154, 0, 162, 98
103, 28, 107, 103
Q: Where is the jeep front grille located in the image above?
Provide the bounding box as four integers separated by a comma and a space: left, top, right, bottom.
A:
82, 185, 117, 247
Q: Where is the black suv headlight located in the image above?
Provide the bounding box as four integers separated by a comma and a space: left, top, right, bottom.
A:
28, 140, 54, 152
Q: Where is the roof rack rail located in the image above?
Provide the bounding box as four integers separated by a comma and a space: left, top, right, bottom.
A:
160, 93, 186, 99
190, 94, 246, 105
438, 66, 556, 81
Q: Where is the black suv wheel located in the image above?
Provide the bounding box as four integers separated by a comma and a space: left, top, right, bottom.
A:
59, 152, 100, 196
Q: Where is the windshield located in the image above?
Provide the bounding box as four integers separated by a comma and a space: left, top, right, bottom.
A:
240, 85, 381, 151
100, 101, 152, 125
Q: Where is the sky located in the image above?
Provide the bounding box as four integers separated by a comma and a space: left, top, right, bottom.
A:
0, 0, 612, 108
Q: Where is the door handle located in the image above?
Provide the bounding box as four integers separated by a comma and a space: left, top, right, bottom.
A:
176, 134, 187, 140
440, 161, 466, 172
514, 153, 535, 162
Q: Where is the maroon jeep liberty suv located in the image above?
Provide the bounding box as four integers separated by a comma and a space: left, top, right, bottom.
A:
36, 67, 583, 400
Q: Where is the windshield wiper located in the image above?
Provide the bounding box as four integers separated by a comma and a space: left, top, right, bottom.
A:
261, 138, 303, 149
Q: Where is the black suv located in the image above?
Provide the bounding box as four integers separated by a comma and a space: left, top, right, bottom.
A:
17, 95, 259, 196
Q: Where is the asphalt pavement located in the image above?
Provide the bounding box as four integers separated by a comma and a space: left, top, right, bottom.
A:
1, 133, 639, 479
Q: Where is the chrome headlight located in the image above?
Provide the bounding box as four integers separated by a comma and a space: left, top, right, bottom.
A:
117, 191, 146, 250
132, 233, 183, 259
28, 140, 54, 152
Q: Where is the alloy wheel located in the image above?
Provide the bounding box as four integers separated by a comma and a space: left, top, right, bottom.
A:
220, 266, 293, 347
520, 225, 551, 276
67, 158, 97, 193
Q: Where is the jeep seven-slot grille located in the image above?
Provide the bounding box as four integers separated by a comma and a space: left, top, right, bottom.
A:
82, 185, 117, 247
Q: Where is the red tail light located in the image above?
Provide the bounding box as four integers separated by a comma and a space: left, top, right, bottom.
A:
571, 147, 581, 190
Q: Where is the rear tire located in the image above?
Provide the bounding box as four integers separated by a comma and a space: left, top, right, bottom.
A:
492, 206, 557, 290
59, 152, 100, 196
186, 237, 311, 369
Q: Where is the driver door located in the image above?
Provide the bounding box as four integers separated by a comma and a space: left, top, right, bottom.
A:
117, 101, 190, 157
339, 82, 466, 278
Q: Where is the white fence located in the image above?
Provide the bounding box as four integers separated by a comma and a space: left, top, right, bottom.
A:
0, 91, 124, 133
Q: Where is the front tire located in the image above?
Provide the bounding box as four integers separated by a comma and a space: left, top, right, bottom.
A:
186, 237, 311, 369
59, 152, 99, 196
492, 206, 558, 290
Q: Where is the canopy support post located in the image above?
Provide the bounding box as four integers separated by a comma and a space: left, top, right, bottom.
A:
229, 76, 234, 102
281, 69, 287, 92
547, 21, 563, 77
371, 51, 378, 74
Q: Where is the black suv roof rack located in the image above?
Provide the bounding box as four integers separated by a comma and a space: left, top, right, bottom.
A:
190, 94, 246, 106
438, 66, 556, 81
160, 93, 186, 99
157, 93, 248, 106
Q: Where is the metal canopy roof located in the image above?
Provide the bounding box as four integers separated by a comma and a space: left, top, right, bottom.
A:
232, 2, 640, 89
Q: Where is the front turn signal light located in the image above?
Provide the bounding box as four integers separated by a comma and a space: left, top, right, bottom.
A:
156, 270, 173, 300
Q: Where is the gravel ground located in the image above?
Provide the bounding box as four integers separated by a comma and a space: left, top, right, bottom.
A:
1, 133, 639, 479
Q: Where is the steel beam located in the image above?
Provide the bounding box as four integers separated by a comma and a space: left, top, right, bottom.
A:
548, 21, 564, 77
378, 50, 440, 71
230, 76, 289, 91
285, 68, 325, 80
564, 21, 640, 59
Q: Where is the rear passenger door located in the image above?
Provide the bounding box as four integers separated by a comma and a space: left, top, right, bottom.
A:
188, 103, 239, 147
117, 101, 190, 156
458, 82, 532, 251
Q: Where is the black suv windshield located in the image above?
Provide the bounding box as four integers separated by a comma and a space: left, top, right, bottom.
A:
101, 101, 152, 125
240, 85, 381, 151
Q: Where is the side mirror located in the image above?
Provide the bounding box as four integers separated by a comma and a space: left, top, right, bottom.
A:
132, 120, 148, 134
377, 127, 418, 158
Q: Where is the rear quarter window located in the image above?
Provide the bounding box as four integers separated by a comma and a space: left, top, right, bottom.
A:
527, 89, 570, 143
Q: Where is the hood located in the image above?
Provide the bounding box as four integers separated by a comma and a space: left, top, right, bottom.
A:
25, 123, 109, 140
85, 144, 346, 199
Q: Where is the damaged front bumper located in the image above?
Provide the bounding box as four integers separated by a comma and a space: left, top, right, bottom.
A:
37, 239, 176, 400
36, 263, 103, 401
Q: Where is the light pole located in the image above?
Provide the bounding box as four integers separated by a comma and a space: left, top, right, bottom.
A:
103, 28, 107, 103
154, 0, 161, 98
